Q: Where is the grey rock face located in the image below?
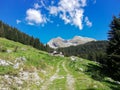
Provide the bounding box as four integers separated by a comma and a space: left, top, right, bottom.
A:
48, 36, 96, 49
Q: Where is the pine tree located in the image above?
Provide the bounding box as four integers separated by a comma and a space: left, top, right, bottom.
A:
34, 38, 40, 49
106, 16, 120, 81
30, 36, 34, 46
0, 23, 5, 37
0, 20, 51, 52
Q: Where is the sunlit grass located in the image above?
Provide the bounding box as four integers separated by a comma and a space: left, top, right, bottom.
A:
0, 37, 119, 90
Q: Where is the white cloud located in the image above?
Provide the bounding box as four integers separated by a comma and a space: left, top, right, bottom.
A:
24, 0, 93, 29
26, 8, 46, 25
27, 22, 34, 25
40, 0, 48, 9
49, 0, 87, 30
16, 19, 21, 24
60, 13, 71, 24
73, 9, 84, 29
49, 6, 58, 16
34, 3, 40, 9
85, 16, 92, 27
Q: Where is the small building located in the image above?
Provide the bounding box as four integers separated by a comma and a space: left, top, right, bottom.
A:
50, 51, 64, 57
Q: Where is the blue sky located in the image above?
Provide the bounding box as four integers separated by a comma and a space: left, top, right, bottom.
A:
0, 0, 120, 43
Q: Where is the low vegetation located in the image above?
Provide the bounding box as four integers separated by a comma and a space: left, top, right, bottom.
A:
0, 37, 120, 90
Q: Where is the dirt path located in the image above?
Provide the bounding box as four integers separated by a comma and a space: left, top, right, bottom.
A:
40, 60, 75, 90
62, 61, 75, 90
40, 61, 61, 90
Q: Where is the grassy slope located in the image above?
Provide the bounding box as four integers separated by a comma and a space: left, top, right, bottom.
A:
0, 37, 120, 90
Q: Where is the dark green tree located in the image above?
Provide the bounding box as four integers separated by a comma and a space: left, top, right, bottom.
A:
0, 20, 52, 52
58, 41, 108, 62
30, 36, 35, 46
0, 22, 5, 37
106, 16, 120, 81
34, 38, 40, 49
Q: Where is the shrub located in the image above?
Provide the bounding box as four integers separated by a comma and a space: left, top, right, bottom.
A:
0, 45, 7, 52
13, 46, 18, 52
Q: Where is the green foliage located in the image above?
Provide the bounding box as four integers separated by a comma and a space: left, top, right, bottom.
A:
0, 20, 51, 52
13, 46, 18, 52
67, 58, 120, 90
0, 66, 18, 75
58, 41, 108, 63
0, 45, 7, 52
105, 16, 120, 81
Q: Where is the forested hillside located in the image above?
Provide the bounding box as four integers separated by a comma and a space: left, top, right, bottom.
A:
0, 20, 51, 52
58, 41, 108, 62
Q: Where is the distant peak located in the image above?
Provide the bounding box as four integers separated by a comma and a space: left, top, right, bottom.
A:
56, 37, 63, 40
73, 36, 83, 39
48, 36, 96, 49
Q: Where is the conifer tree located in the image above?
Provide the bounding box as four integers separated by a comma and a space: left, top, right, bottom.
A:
34, 38, 40, 49
0, 23, 5, 37
106, 16, 120, 81
0, 20, 51, 52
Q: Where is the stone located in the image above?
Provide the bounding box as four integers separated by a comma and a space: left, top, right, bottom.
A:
16, 56, 26, 62
21, 48, 27, 51
0, 59, 9, 66
13, 63, 20, 69
79, 68, 83, 71
115, 81, 120, 85
7, 50, 12, 53
93, 85, 98, 88
41, 69, 47, 74
70, 56, 77, 61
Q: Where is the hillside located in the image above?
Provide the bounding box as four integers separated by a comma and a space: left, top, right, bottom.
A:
0, 38, 119, 90
58, 41, 108, 62
0, 20, 50, 52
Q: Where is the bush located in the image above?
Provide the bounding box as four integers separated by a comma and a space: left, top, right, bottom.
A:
13, 46, 18, 52
0, 45, 7, 52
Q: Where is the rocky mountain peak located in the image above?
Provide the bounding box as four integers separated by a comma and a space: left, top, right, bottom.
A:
47, 36, 96, 49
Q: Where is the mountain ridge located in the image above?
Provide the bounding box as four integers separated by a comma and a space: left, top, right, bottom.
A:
47, 36, 96, 49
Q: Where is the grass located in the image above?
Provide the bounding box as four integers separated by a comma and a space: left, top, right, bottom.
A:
0, 66, 18, 75
0, 38, 60, 74
66, 57, 120, 90
0, 37, 120, 90
48, 78, 66, 90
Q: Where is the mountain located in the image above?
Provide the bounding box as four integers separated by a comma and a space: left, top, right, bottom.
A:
0, 37, 118, 90
47, 36, 96, 49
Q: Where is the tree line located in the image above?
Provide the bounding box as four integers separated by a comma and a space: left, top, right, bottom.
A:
0, 20, 51, 52
57, 41, 108, 62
